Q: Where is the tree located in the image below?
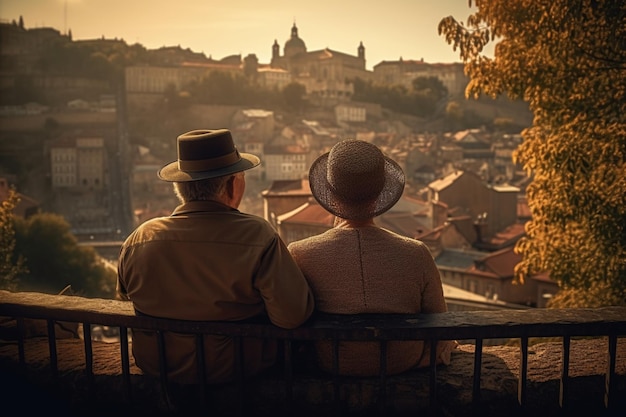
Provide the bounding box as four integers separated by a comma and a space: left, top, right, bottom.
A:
13, 212, 116, 297
410, 76, 448, 117
282, 82, 307, 113
0, 188, 27, 290
411, 76, 448, 102
439, 0, 626, 306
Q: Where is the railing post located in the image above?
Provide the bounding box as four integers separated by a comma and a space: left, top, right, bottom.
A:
559, 335, 570, 410
428, 338, 438, 415
46, 319, 58, 379
82, 323, 94, 400
233, 336, 246, 416
332, 337, 341, 416
16, 317, 26, 369
283, 339, 294, 414
604, 334, 617, 411
195, 334, 210, 410
156, 330, 172, 410
518, 336, 528, 410
378, 340, 388, 415
119, 326, 132, 403
472, 338, 483, 408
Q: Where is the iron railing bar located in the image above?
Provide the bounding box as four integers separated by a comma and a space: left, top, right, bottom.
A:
332, 338, 341, 416
604, 334, 617, 410
3, 297, 626, 342
559, 335, 570, 410
518, 336, 528, 410
233, 336, 245, 416
17, 317, 25, 368
472, 338, 483, 407
119, 326, 132, 403
195, 334, 209, 411
428, 338, 438, 414
46, 319, 58, 379
283, 339, 294, 414
156, 330, 172, 410
378, 340, 388, 415
82, 323, 94, 400
1, 292, 625, 415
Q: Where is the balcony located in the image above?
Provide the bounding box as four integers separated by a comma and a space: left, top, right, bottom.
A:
0, 290, 625, 416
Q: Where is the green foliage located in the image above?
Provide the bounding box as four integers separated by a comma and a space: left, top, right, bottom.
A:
0, 188, 27, 290
184, 70, 282, 108
282, 82, 307, 112
13, 212, 116, 297
439, 0, 626, 306
411, 76, 448, 102
350, 76, 445, 118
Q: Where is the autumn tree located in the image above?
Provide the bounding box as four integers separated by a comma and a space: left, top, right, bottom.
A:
439, 0, 626, 307
0, 188, 27, 290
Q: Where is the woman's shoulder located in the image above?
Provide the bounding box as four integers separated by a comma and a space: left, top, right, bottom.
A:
288, 229, 345, 251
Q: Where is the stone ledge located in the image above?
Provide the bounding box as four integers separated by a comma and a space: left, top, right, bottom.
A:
1, 337, 625, 416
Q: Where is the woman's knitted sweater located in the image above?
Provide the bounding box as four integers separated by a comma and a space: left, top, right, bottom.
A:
288, 225, 455, 376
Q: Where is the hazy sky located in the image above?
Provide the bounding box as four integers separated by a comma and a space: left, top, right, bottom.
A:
1, 0, 483, 70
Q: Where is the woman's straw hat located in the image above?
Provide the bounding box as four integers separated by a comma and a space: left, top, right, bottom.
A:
308, 140, 405, 221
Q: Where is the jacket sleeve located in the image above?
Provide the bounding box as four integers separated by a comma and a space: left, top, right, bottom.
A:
116, 246, 130, 302
254, 234, 315, 329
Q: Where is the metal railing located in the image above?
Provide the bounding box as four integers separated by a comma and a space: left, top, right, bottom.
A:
0, 290, 625, 416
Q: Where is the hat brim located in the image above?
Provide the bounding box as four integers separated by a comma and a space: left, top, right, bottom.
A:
309, 152, 405, 221
157, 153, 260, 182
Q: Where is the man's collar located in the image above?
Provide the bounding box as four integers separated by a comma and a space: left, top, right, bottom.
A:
171, 200, 238, 216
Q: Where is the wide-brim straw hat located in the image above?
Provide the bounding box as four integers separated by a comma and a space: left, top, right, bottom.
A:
158, 129, 260, 182
309, 140, 405, 221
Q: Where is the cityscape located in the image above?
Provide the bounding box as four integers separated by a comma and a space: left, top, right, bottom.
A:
1, 4, 625, 416
0, 16, 543, 308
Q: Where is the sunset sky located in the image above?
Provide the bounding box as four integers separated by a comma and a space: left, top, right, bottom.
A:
0, 0, 486, 70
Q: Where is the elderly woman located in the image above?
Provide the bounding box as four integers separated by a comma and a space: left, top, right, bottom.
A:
288, 139, 456, 376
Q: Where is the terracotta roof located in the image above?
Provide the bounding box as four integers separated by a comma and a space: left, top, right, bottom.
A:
277, 200, 334, 226
376, 212, 429, 238
481, 223, 526, 248
473, 246, 521, 278
263, 179, 311, 195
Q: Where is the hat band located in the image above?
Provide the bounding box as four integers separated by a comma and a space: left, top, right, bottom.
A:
178, 150, 241, 172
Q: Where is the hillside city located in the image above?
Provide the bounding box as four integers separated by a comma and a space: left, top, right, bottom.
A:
0, 17, 553, 309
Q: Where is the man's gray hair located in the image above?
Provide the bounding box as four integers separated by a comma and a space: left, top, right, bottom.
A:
173, 175, 230, 203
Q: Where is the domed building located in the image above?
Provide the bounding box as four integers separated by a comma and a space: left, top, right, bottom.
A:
270, 23, 373, 105
282, 23, 307, 58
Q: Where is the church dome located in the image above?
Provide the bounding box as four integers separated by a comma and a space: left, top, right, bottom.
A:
284, 23, 306, 57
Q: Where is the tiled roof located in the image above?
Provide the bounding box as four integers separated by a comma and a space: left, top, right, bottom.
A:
473, 246, 521, 278
376, 212, 430, 238
277, 200, 334, 226
481, 223, 526, 248
263, 179, 311, 195
436, 248, 487, 270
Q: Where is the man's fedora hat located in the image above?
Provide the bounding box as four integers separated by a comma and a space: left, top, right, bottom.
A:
158, 129, 260, 182
308, 139, 405, 221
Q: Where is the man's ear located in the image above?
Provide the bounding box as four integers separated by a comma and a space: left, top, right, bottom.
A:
225, 175, 236, 199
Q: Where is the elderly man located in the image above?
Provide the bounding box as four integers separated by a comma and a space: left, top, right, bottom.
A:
117, 129, 314, 385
